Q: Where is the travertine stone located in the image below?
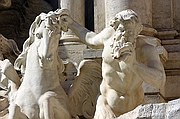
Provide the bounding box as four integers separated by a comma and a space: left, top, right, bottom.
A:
165, 69, 180, 76
118, 99, 180, 119
166, 99, 180, 119
61, 0, 85, 41
59, 44, 87, 65
105, 0, 152, 27
83, 49, 103, 59
60, 0, 86, 65
161, 39, 180, 45
173, 0, 180, 31
156, 31, 178, 40
164, 60, 180, 69
168, 52, 180, 60
163, 76, 180, 98
152, 0, 174, 30
163, 45, 180, 52
94, 0, 105, 33
144, 94, 166, 104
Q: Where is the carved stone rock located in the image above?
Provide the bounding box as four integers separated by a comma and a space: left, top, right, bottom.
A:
117, 99, 180, 119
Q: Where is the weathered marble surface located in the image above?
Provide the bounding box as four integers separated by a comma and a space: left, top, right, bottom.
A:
117, 98, 180, 119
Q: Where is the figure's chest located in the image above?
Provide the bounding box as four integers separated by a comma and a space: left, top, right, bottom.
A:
102, 40, 114, 63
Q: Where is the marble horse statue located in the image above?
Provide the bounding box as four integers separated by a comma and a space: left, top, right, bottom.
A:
0, 9, 102, 119
7, 9, 71, 119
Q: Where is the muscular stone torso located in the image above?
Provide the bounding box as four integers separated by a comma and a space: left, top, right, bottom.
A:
101, 38, 144, 115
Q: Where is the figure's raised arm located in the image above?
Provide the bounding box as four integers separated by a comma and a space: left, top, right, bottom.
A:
60, 11, 115, 48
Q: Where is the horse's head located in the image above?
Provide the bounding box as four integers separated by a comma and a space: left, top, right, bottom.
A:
30, 9, 69, 68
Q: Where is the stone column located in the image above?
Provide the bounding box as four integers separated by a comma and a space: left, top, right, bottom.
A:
60, 0, 85, 41
173, 0, 180, 32
152, 0, 173, 30
105, 0, 152, 27
152, 0, 178, 39
59, 0, 86, 65
94, 0, 105, 33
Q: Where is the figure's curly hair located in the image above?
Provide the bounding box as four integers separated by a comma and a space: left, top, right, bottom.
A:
110, 9, 143, 36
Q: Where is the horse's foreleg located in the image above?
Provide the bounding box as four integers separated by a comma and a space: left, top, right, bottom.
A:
1, 59, 21, 89
8, 103, 28, 119
39, 96, 54, 119
38, 92, 71, 119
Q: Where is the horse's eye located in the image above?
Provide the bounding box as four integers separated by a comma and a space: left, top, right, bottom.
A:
36, 33, 43, 39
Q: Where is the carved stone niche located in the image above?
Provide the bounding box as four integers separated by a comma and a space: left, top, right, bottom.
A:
0, 0, 52, 50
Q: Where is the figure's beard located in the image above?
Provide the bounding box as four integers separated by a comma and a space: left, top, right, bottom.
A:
110, 37, 135, 61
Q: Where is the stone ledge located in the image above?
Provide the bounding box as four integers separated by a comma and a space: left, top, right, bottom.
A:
163, 44, 180, 52
165, 69, 180, 76
83, 49, 103, 59
144, 94, 166, 104
161, 39, 180, 45
168, 52, 180, 60
164, 60, 180, 69
156, 30, 178, 39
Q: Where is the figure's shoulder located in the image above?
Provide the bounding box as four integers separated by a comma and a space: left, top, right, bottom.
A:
136, 35, 163, 63
136, 35, 161, 48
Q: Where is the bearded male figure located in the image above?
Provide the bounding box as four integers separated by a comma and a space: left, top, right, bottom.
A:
60, 9, 166, 118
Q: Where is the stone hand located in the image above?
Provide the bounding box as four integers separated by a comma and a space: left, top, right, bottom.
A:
60, 12, 74, 27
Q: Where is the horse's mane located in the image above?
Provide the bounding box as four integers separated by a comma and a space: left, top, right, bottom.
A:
14, 14, 44, 73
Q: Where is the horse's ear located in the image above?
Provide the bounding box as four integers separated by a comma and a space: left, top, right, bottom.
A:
14, 37, 30, 72
14, 53, 26, 72
29, 14, 42, 37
